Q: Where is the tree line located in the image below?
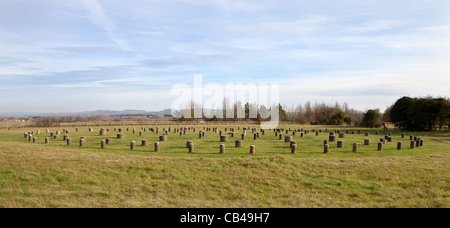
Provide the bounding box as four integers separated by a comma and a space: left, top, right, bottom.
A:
34, 115, 160, 127
175, 100, 366, 126
32, 96, 449, 130
388, 96, 450, 131
174, 96, 449, 131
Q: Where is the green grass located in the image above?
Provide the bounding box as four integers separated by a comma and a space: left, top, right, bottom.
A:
0, 125, 449, 208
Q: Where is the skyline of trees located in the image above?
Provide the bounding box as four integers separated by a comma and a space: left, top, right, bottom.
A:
24, 96, 450, 131
390, 96, 450, 131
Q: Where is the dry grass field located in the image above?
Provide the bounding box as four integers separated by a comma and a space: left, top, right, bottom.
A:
0, 125, 449, 208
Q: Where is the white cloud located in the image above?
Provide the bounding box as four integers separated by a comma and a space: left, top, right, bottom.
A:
78, 0, 131, 50
422, 26, 450, 31
222, 15, 329, 36
279, 58, 450, 110
1, 0, 450, 112
385, 41, 450, 49
178, 0, 265, 14
348, 20, 404, 32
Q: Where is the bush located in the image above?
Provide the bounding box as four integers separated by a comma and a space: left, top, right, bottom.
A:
330, 112, 346, 125
390, 96, 450, 131
35, 117, 58, 127
344, 117, 352, 125
361, 110, 382, 128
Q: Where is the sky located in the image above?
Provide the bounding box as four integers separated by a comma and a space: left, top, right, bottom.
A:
0, 0, 449, 113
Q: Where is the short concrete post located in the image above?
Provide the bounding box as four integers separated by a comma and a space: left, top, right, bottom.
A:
291, 144, 297, 154
329, 135, 336, 142
290, 141, 297, 148
220, 135, 229, 142
250, 145, 256, 154
397, 142, 402, 150
188, 143, 194, 153
324, 144, 330, 153
378, 142, 383, 151
160, 135, 168, 142
352, 143, 358, 152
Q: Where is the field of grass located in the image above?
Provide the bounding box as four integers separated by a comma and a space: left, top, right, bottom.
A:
0, 125, 449, 208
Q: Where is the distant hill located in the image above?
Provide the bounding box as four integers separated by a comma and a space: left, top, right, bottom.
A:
0, 109, 173, 118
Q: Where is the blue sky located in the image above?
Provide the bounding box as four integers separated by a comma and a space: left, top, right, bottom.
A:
0, 0, 449, 113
